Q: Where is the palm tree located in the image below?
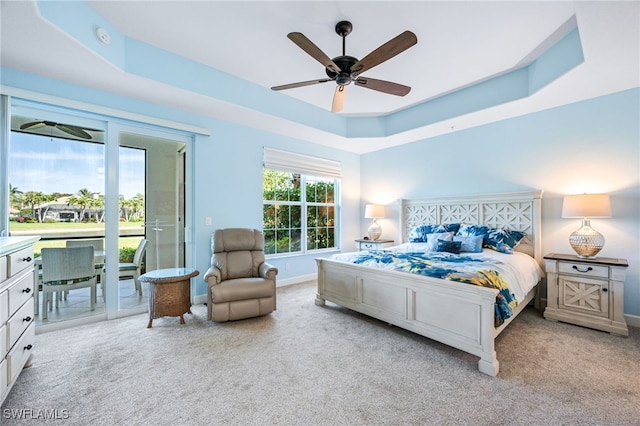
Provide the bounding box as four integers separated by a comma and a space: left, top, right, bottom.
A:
130, 193, 145, 221
90, 195, 106, 223
68, 188, 95, 222
22, 191, 50, 222
9, 184, 23, 211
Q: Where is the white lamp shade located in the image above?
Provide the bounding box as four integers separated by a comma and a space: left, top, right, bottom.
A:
364, 204, 385, 219
562, 194, 612, 218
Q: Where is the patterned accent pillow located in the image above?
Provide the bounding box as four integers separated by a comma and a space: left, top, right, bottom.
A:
436, 239, 462, 254
484, 228, 527, 254
408, 223, 461, 242
456, 224, 489, 238
453, 235, 483, 253
426, 232, 453, 251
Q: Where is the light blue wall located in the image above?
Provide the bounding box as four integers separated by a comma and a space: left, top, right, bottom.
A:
360, 88, 640, 317
3, 68, 638, 317
1, 69, 361, 298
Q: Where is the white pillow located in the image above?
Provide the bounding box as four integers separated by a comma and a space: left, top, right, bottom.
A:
426, 232, 453, 251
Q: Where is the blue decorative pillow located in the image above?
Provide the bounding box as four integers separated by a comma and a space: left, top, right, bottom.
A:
436, 239, 462, 254
426, 232, 453, 251
484, 228, 527, 254
453, 235, 483, 253
456, 224, 489, 238
408, 223, 460, 242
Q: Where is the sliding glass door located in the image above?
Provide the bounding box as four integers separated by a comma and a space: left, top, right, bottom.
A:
6, 102, 191, 328
115, 130, 187, 315
9, 106, 108, 325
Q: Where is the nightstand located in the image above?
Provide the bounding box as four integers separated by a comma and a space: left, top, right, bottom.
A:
543, 253, 628, 336
355, 239, 394, 251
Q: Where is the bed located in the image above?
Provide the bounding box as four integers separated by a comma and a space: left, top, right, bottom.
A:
315, 190, 544, 376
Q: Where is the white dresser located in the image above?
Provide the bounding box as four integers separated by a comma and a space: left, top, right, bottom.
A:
1, 236, 39, 406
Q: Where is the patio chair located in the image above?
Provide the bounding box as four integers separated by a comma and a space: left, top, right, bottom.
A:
67, 239, 105, 300
40, 246, 97, 320
118, 239, 148, 296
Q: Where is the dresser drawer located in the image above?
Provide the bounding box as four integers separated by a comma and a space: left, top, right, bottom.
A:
0, 256, 6, 282
8, 300, 34, 349
558, 262, 609, 279
0, 290, 7, 324
8, 322, 34, 384
0, 323, 6, 357
8, 270, 34, 315
0, 357, 6, 397
7, 246, 34, 278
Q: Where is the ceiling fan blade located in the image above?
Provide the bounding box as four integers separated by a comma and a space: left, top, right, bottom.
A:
354, 77, 411, 96
271, 78, 333, 91
331, 85, 347, 113
287, 32, 341, 74
350, 31, 417, 77
20, 121, 47, 131
56, 124, 92, 139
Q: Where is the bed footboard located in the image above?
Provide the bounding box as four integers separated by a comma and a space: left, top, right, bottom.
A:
316, 258, 501, 376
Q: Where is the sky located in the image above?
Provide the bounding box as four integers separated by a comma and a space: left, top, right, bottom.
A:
9, 132, 145, 199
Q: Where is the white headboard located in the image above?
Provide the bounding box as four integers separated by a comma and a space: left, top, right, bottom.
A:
399, 191, 543, 264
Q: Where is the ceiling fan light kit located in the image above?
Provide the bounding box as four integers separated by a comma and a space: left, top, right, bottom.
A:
271, 21, 417, 113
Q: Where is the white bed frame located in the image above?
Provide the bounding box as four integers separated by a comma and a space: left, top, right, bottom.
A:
315, 191, 543, 376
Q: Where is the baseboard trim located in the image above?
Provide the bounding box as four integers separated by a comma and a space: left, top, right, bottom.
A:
277, 274, 317, 287
625, 313, 640, 328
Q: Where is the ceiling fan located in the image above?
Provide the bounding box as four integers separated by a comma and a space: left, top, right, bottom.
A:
19, 120, 103, 139
271, 21, 417, 113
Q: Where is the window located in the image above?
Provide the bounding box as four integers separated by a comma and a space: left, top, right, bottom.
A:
262, 148, 341, 256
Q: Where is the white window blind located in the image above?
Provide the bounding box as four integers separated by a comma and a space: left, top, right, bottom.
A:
263, 147, 342, 179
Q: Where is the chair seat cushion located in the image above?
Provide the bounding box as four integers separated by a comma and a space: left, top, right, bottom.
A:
211, 277, 274, 304
118, 263, 137, 271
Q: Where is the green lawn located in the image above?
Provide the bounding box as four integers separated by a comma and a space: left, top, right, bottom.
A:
10, 221, 143, 231
9, 221, 145, 261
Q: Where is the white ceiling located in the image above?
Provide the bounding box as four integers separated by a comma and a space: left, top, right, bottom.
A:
1, 1, 638, 153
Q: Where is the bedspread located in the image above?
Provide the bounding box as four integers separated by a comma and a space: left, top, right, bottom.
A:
331, 249, 541, 326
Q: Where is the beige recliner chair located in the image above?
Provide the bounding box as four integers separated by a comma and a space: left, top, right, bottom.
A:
204, 228, 277, 322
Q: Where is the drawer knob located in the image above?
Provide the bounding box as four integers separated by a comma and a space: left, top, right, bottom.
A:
602, 288, 608, 292
22, 287, 32, 293
24, 344, 33, 351
572, 265, 592, 273
23, 316, 32, 322
22, 256, 32, 262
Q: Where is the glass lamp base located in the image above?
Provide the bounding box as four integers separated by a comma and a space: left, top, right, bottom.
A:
367, 220, 382, 241
569, 219, 605, 258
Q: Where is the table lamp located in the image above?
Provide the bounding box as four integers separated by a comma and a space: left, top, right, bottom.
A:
561, 193, 611, 258
364, 204, 385, 240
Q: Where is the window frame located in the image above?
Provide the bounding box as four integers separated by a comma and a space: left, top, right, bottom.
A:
263, 169, 340, 258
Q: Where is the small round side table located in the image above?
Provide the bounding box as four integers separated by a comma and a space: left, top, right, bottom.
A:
139, 267, 199, 328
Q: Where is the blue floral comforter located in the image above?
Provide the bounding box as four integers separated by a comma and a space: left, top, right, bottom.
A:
335, 250, 519, 327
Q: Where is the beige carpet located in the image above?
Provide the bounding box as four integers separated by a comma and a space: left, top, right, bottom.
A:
2, 282, 639, 425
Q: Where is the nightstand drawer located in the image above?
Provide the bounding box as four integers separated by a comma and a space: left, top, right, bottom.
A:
558, 262, 609, 278
355, 239, 394, 251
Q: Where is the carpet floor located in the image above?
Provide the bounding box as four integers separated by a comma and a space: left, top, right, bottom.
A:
2, 281, 639, 425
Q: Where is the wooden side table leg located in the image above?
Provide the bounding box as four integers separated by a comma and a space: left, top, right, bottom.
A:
147, 318, 153, 328
179, 314, 185, 324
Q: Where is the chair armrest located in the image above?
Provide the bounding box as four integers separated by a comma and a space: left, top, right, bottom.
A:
259, 262, 278, 280
204, 266, 221, 285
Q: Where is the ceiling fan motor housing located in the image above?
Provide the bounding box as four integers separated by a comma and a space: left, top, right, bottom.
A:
326, 55, 358, 85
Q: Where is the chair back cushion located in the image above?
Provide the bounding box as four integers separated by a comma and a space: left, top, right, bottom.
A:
41, 246, 95, 282
211, 228, 265, 280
